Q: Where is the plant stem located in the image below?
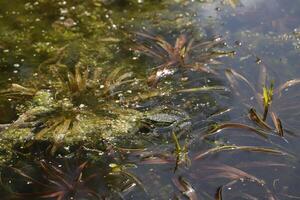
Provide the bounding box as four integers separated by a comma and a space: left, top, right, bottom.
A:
263, 105, 269, 121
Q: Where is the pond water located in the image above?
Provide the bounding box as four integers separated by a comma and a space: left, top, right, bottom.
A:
0, 0, 300, 199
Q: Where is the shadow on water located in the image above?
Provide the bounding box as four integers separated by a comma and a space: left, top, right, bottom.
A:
0, 0, 300, 199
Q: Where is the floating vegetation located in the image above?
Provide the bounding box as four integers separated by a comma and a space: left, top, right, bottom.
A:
0, 46, 192, 162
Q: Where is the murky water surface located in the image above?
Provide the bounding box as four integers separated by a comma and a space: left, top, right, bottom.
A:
1, 0, 300, 199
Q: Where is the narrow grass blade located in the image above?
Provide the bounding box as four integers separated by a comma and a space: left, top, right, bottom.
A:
248, 108, 272, 130
172, 176, 198, 200
177, 86, 228, 93
202, 123, 268, 139
204, 163, 278, 200
236, 161, 289, 169
276, 79, 300, 96
140, 154, 175, 165
175, 34, 187, 50
193, 145, 292, 160
225, 68, 257, 97
215, 187, 223, 200
258, 64, 267, 89
271, 112, 284, 137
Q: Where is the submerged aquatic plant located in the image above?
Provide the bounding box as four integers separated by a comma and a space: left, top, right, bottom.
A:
172, 176, 197, 200
6, 160, 105, 200
172, 132, 190, 171
0, 45, 193, 161
201, 164, 277, 200
133, 32, 232, 86
225, 66, 300, 137
193, 145, 292, 160
138, 131, 191, 172
108, 162, 147, 194
0, 64, 143, 153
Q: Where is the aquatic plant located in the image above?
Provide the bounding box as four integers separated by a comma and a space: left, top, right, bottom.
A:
137, 131, 191, 173
225, 66, 300, 137
108, 162, 147, 194
262, 81, 274, 121
172, 176, 197, 200
133, 32, 232, 86
193, 145, 292, 160
0, 0, 116, 69
0, 63, 143, 151
6, 160, 104, 200
201, 164, 277, 200
0, 45, 193, 162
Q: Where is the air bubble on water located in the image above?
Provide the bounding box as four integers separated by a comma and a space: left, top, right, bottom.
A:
58, 1, 67, 5
13, 63, 20, 68
60, 8, 68, 14
13, 70, 18, 74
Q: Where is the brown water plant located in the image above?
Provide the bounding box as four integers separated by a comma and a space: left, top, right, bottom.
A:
6, 160, 104, 200
201, 122, 269, 140
225, 65, 300, 137
201, 164, 277, 200
172, 176, 198, 200
138, 132, 190, 172
108, 162, 147, 194
133, 32, 233, 86
193, 145, 292, 160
